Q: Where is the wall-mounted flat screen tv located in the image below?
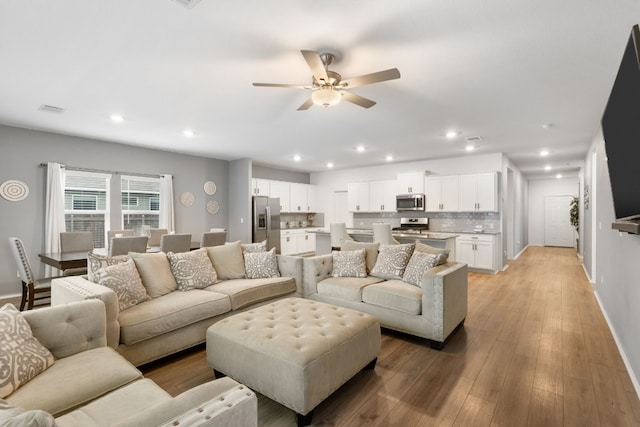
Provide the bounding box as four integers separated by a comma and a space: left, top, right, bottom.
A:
602, 24, 640, 231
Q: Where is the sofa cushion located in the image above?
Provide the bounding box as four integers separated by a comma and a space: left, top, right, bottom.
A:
167, 248, 218, 291
207, 241, 246, 280
244, 248, 280, 279
129, 252, 178, 298
317, 276, 384, 302
118, 290, 231, 346
414, 241, 450, 264
242, 240, 267, 253
340, 240, 380, 274
370, 243, 415, 280
0, 304, 55, 398
207, 277, 296, 310
5, 347, 141, 417
87, 251, 129, 283
362, 280, 423, 315
94, 259, 150, 311
332, 249, 367, 278
402, 252, 441, 286
0, 399, 56, 427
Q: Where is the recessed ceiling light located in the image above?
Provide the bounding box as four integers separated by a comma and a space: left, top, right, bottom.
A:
540, 149, 550, 156
445, 130, 459, 139
465, 144, 475, 152
110, 114, 124, 123
183, 129, 196, 137
556, 173, 563, 179
544, 165, 552, 171
541, 123, 554, 129
356, 145, 365, 153
385, 155, 393, 162
327, 162, 334, 168
293, 154, 302, 162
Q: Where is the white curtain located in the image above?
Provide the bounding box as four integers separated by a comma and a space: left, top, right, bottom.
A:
45, 162, 66, 276
159, 174, 175, 232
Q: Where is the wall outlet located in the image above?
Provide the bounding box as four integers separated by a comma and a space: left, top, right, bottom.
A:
16, 270, 20, 278
240, 218, 244, 224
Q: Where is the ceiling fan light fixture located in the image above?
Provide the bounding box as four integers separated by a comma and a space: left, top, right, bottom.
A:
312, 87, 341, 107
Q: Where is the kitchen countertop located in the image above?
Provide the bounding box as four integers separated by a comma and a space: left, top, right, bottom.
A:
447, 230, 501, 235
310, 229, 459, 241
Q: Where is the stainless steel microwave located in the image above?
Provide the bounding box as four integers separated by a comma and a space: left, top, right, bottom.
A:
396, 194, 425, 211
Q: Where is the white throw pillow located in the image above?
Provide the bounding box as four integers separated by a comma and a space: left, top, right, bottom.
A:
0, 399, 56, 427
87, 251, 129, 283
332, 249, 367, 278
414, 241, 450, 265
0, 305, 55, 398
244, 248, 280, 279
94, 259, 150, 311
167, 248, 218, 291
402, 252, 442, 286
241, 240, 267, 253
370, 243, 415, 280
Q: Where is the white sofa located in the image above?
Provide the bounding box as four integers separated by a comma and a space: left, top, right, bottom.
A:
1, 300, 257, 427
52, 242, 303, 366
301, 243, 468, 349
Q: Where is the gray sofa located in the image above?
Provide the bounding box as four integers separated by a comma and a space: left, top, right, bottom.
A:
2, 300, 257, 427
301, 251, 468, 349
51, 242, 303, 366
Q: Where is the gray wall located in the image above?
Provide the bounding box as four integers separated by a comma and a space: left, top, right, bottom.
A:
252, 165, 310, 184
0, 125, 229, 298
583, 124, 640, 392
228, 158, 252, 243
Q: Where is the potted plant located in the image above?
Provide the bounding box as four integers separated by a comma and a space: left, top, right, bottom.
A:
570, 196, 579, 249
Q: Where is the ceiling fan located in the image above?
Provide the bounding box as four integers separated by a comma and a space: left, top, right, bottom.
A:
252, 50, 401, 110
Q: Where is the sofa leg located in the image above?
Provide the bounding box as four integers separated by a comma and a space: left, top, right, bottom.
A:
430, 340, 445, 351
296, 410, 314, 426
213, 369, 226, 379
364, 357, 377, 370
430, 317, 466, 351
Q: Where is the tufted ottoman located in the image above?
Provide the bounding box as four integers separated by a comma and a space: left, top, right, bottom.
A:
206, 297, 380, 426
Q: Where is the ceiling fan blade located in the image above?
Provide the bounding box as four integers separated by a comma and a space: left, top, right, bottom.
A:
341, 91, 376, 109
297, 98, 314, 111
341, 68, 401, 89
301, 50, 329, 83
253, 82, 309, 89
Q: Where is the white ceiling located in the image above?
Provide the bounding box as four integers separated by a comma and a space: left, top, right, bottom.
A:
1, 1, 639, 178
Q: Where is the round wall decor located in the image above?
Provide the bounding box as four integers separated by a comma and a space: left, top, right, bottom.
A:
179, 191, 195, 207
0, 180, 29, 202
204, 181, 217, 195
207, 200, 220, 215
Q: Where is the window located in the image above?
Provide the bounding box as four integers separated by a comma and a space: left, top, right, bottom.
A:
64, 171, 110, 248
122, 176, 160, 233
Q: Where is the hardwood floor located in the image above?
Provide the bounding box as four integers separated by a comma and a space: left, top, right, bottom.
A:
142, 246, 640, 426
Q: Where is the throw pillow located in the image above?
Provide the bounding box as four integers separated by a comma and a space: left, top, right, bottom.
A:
0, 399, 56, 427
167, 248, 218, 291
0, 304, 55, 399
340, 240, 380, 274
414, 241, 450, 265
244, 248, 280, 279
402, 252, 442, 286
87, 251, 129, 283
129, 252, 178, 298
206, 241, 246, 280
94, 259, 150, 311
370, 243, 415, 280
332, 249, 367, 278
241, 240, 267, 253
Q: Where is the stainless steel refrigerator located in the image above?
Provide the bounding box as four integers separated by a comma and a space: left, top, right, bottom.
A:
252, 196, 281, 253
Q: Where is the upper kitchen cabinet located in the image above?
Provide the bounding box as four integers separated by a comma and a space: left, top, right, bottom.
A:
269, 180, 290, 212
425, 175, 459, 212
251, 178, 270, 196
289, 183, 316, 212
369, 180, 397, 212
396, 172, 425, 194
348, 182, 370, 212
458, 172, 498, 212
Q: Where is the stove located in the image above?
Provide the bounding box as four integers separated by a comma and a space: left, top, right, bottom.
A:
392, 217, 429, 234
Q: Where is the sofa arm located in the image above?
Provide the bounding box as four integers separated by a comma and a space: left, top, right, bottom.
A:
51, 276, 120, 349
301, 254, 333, 298
276, 255, 303, 296
420, 262, 468, 342
113, 377, 257, 427
21, 300, 107, 360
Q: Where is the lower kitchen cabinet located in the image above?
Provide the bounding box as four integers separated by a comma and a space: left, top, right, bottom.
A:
280, 229, 317, 255
455, 233, 495, 271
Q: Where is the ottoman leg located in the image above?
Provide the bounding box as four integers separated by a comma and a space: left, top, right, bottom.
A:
364, 357, 377, 370
296, 410, 314, 427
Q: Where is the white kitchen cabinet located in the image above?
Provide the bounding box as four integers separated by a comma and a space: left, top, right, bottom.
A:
348, 182, 370, 212
297, 231, 316, 254
269, 180, 290, 212
251, 179, 270, 196
396, 171, 425, 194
369, 180, 396, 212
425, 175, 459, 212
289, 183, 307, 212
306, 185, 317, 213
280, 230, 298, 255
458, 172, 498, 212
455, 234, 495, 270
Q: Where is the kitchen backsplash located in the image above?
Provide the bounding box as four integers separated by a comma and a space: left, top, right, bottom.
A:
351, 211, 500, 232
281, 212, 324, 229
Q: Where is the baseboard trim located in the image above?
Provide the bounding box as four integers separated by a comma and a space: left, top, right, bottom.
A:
581, 263, 595, 287
513, 245, 529, 260
594, 290, 640, 400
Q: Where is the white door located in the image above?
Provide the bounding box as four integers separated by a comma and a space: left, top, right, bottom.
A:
333, 191, 349, 225
544, 195, 575, 247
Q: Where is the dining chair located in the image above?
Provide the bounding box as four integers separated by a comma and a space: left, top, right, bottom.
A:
59, 231, 94, 275
372, 223, 400, 245
8, 237, 59, 311
160, 233, 192, 253
330, 223, 354, 251
148, 228, 168, 247
200, 231, 227, 248
107, 229, 135, 242
109, 236, 149, 256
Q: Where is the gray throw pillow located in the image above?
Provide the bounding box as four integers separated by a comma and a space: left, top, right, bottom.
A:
0, 399, 56, 427
332, 249, 367, 278
370, 243, 415, 280
87, 251, 129, 283
241, 240, 267, 253
414, 241, 450, 265
95, 259, 150, 311
244, 248, 280, 279
402, 252, 442, 286
167, 248, 218, 291
340, 240, 380, 274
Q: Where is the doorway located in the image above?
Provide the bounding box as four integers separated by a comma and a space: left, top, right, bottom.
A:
544, 195, 575, 247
